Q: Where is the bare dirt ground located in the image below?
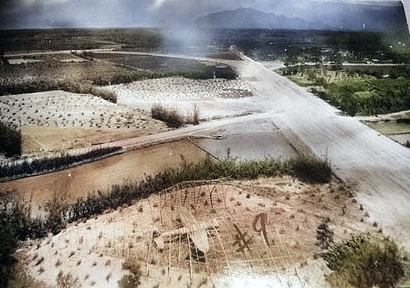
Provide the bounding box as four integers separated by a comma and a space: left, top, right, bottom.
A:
20, 176, 375, 288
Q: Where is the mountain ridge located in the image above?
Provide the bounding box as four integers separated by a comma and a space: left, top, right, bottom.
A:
195, 4, 407, 32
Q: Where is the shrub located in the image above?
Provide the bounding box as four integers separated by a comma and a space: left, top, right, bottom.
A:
290, 156, 332, 184
56, 271, 82, 288
316, 222, 334, 249
192, 103, 200, 125
0, 146, 122, 181
118, 274, 140, 288
119, 258, 141, 288
0, 121, 21, 157
151, 104, 184, 128
323, 233, 404, 288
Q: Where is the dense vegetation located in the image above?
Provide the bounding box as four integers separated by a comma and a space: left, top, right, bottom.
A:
0, 146, 122, 181
283, 65, 410, 116
323, 233, 404, 288
277, 30, 410, 117
210, 29, 409, 62
0, 122, 21, 157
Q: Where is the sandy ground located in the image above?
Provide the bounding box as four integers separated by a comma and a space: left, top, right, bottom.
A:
233, 57, 410, 248
20, 176, 374, 288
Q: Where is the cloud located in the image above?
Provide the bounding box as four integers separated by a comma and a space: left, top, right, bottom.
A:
0, 0, 405, 29
151, 0, 167, 9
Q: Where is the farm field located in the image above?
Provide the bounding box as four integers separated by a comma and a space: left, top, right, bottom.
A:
357, 110, 410, 146
0, 90, 168, 154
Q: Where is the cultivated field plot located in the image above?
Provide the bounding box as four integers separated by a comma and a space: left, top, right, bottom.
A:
105, 76, 256, 119
0, 54, 129, 88
109, 77, 254, 102
90, 53, 216, 71
0, 90, 168, 154
21, 177, 372, 288
358, 110, 410, 146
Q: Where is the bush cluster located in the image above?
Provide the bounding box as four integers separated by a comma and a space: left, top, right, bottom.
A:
0, 80, 117, 103
0, 122, 21, 157
151, 104, 185, 128
285, 65, 410, 117
321, 78, 410, 116
290, 156, 332, 184
323, 233, 404, 288
0, 146, 122, 181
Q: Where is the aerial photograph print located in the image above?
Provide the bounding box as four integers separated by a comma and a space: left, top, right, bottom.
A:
1, 0, 410, 287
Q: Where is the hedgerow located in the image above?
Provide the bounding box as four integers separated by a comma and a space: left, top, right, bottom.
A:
0, 146, 122, 181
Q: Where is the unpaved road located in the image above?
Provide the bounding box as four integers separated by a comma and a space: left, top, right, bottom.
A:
227, 55, 410, 248
101, 52, 410, 249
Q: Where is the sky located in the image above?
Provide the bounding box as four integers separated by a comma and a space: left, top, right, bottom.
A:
0, 0, 408, 29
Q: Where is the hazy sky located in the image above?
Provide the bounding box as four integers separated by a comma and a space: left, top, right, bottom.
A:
0, 0, 407, 29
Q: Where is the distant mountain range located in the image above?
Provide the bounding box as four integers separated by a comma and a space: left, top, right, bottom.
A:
195, 8, 329, 30
195, 3, 408, 32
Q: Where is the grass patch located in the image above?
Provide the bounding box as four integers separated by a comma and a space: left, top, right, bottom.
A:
323, 232, 404, 288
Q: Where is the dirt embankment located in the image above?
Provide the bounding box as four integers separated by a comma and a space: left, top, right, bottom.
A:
21, 176, 374, 288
